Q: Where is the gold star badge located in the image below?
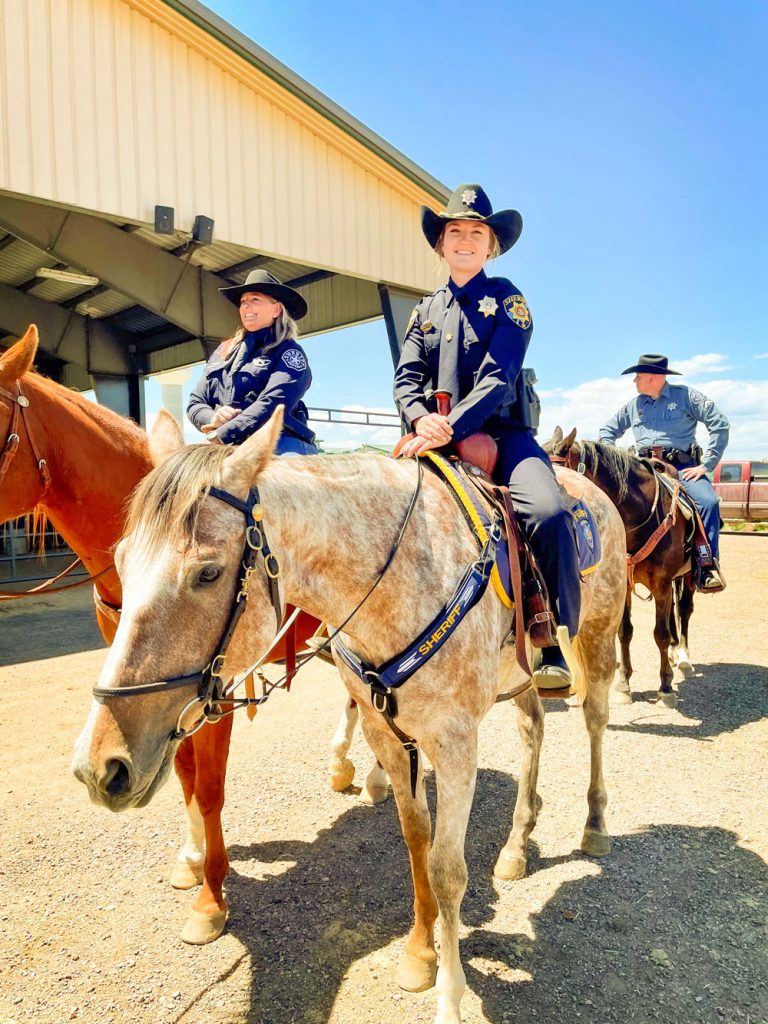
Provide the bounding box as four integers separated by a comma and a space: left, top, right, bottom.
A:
478, 295, 498, 318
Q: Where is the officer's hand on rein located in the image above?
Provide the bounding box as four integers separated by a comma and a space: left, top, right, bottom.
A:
414, 413, 453, 444
680, 465, 707, 482
399, 434, 442, 458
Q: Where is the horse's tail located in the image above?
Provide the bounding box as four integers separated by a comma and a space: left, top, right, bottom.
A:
571, 634, 589, 704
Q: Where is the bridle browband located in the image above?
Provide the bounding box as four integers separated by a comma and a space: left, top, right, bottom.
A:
0, 378, 51, 496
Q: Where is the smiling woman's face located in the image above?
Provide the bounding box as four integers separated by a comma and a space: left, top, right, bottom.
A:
238, 291, 282, 332
439, 220, 494, 283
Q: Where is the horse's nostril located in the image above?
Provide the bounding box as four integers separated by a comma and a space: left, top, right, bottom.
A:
103, 758, 132, 797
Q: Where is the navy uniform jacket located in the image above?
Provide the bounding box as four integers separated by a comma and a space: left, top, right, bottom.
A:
393, 269, 533, 441
599, 382, 729, 472
187, 327, 315, 446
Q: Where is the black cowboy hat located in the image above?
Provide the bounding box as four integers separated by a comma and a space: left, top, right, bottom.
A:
420, 184, 523, 256
621, 353, 681, 375
218, 269, 308, 321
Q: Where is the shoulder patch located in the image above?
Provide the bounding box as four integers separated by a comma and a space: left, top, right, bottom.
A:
406, 306, 419, 333
689, 388, 713, 409
503, 294, 532, 329
281, 348, 307, 372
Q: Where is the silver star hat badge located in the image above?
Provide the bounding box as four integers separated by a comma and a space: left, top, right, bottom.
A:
478, 296, 498, 318
461, 188, 477, 207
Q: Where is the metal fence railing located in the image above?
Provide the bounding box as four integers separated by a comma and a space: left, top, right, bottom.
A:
0, 520, 85, 588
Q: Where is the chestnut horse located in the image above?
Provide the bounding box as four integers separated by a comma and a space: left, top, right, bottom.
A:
0, 327, 330, 931
74, 409, 626, 1024
545, 427, 696, 706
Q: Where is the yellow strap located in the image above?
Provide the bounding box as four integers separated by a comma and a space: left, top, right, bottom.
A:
422, 453, 513, 608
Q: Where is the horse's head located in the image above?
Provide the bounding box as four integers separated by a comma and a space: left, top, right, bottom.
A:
542, 425, 578, 464
72, 408, 286, 811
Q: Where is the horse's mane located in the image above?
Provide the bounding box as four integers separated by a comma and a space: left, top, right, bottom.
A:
578, 441, 642, 502
124, 444, 233, 552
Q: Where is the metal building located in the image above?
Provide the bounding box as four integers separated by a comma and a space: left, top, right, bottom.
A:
0, 0, 448, 418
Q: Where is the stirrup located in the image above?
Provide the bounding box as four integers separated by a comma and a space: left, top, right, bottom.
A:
696, 565, 726, 593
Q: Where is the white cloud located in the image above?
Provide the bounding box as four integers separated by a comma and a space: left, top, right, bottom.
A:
755, 353, 768, 361
539, 376, 768, 460
673, 353, 732, 376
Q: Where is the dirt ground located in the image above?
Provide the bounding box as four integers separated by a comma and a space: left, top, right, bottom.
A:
1, 533, 767, 1024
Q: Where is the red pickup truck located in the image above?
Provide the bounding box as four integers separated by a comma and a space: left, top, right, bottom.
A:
712, 460, 768, 522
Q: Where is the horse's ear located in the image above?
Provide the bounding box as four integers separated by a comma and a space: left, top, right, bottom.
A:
148, 409, 184, 464
0, 324, 38, 382
228, 406, 284, 481
564, 427, 577, 449
551, 425, 563, 445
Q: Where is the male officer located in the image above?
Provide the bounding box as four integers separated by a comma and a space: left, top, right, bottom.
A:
599, 353, 729, 590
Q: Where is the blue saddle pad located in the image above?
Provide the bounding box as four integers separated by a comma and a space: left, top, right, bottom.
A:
572, 499, 601, 576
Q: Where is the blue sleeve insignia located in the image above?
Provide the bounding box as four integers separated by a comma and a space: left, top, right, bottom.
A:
282, 348, 307, 371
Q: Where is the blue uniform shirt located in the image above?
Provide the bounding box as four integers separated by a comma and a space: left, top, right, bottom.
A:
187, 327, 315, 446
393, 269, 533, 441
599, 381, 729, 471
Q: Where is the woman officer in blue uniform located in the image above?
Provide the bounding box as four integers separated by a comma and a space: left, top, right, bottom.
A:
187, 269, 318, 454
393, 184, 580, 687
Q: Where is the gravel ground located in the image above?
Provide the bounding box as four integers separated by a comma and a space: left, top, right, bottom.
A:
1, 533, 767, 1024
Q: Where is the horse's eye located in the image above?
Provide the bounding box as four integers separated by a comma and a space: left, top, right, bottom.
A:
198, 565, 221, 585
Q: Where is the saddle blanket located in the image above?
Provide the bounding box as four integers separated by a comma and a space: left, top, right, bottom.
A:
424, 452, 601, 608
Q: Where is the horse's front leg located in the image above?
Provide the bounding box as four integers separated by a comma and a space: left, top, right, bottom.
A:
358, 714, 438, 995
612, 585, 633, 704
422, 725, 480, 1024
654, 583, 676, 706
180, 713, 234, 945
575, 633, 613, 858
494, 687, 544, 880
170, 738, 206, 889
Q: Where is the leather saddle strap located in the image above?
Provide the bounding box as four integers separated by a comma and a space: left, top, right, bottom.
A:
475, 480, 532, 679
627, 477, 680, 587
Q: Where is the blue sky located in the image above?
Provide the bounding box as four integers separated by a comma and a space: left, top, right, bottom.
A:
147, 0, 768, 456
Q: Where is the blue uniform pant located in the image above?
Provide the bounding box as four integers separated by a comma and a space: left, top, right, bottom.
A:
677, 474, 721, 559
276, 433, 318, 456
494, 429, 581, 638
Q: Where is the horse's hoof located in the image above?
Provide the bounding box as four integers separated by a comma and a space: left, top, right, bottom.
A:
181, 907, 228, 945
396, 951, 437, 992
610, 689, 632, 706
330, 759, 355, 792
658, 691, 677, 709
581, 829, 611, 858
170, 859, 204, 890
493, 849, 527, 880
359, 781, 389, 805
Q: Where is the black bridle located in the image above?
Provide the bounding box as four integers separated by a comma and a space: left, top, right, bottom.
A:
90, 459, 425, 741
91, 484, 283, 737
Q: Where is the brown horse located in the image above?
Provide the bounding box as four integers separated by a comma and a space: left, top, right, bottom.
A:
545, 427, 696, 705
0, 326, 325, 932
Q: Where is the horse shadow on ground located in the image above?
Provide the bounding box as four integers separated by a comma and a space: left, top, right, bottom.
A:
615, 662, 768, 741
172, 768, 768, 1024
464, 823, 768, 1024
175, 767, 522, 1023
0, 600, 104, 666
